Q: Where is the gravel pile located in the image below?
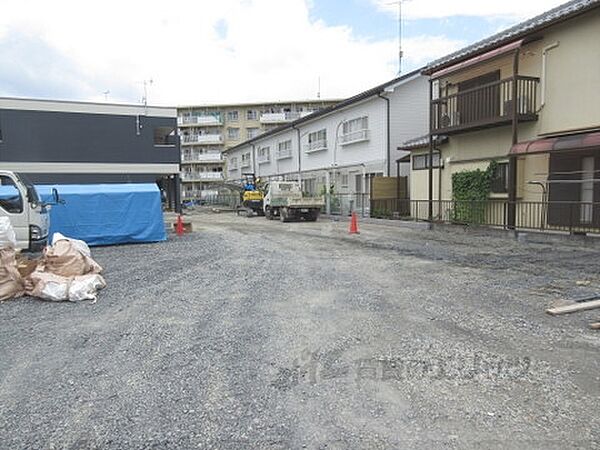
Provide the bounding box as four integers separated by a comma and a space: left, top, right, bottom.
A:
0, 212, 598, 449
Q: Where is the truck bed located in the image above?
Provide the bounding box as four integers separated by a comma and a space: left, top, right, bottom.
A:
270, 195, 324, 209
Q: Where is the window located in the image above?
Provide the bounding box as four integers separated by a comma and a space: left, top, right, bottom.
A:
227, 127, 240, 140
277, 140, 292, 159
341, 116, 369, 144
227, 111, 239, 122
306, 129, 327, 152
490, 162, 509, 194
412, 152, 442, 170
228, 157, 238, 170
341, 174, 349, 187
241, 152, 251, 167
258, 146, 270, 164
0, 175, 23, 213
246, 110, 258, 120
246, 127, 260, 139
153, 127, 176, 146
343, 116, 368, 134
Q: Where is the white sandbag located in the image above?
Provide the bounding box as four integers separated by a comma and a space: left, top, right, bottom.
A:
27, 271, 69, 301
0, 217, 17, 248
27, 271, 106, 302
69, 274, 107, 302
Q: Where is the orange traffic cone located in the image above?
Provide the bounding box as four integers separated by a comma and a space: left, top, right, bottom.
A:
176, 214, 184, 236
349, 211, 359, 234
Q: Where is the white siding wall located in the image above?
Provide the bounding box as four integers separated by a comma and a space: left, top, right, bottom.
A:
388, 75, 430, 176
225, 75, 429, 191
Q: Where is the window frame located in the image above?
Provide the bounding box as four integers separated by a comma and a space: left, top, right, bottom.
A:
0, 175, 24, 214
412, 152, 442, 171
490, 161, 509, 194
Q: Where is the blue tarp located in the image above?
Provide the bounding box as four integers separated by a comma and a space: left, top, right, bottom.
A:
36, 184, 167, 246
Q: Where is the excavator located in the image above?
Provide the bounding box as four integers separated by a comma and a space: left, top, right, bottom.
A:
195, 173, 264, 217
236, 173, 264, 217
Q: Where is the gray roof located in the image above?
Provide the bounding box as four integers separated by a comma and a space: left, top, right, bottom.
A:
398, 134, 448, 151
424, 0, 600, 75
223, 68, 423, 153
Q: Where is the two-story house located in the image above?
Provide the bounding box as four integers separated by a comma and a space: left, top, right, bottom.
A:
407, 0, 600, 231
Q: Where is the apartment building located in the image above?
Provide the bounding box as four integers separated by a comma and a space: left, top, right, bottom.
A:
407, 0, 600, 231
177, 100, 339, 199
223, 70, 429, 212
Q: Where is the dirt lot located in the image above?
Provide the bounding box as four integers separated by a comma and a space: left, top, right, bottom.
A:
1, 211, 599, 449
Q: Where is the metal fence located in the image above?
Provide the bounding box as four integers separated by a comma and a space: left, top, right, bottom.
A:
368, 198, 600, 234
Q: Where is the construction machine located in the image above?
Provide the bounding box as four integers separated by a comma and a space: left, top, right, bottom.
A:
236, 173, 264, 217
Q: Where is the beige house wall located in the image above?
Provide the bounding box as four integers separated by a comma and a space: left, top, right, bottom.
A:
413, 7, 600, 209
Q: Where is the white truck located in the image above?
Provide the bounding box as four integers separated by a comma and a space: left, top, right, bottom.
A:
0, 170, 57, 251
263, 181, 324, 222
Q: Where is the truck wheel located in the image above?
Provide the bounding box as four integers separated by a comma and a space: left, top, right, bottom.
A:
265, 207, 273, 220
246, 209, 253, 218
308, 211, 319, 222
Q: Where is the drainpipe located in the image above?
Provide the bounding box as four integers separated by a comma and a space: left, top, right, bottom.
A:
251, 144, 256, 175
292, 124, 302, 185
377, 92, 391, 176
325, 170, 331, 214
540, 42, 559, 109
508, 48, 520, 229
428, 79, 434, 221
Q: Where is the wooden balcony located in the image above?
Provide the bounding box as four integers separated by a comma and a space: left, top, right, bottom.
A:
431, 76, 540, 135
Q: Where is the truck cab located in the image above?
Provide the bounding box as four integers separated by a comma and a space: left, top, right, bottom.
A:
0, 171, 50, 251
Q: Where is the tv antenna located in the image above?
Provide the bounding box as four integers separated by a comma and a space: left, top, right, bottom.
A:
317, 76, 321, 100
103, 90, 110, 101
387, 0, 411, 75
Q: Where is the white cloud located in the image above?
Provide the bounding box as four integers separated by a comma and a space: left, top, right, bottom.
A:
372, 0, 569, 21
0, 0, 424, 106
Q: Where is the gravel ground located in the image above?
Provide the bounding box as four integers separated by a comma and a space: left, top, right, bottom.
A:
1, 211, 599, 449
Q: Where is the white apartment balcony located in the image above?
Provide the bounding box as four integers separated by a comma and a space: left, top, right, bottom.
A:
276, 148, 293, 160
304, 139, 327, 153
181, 172, 224, 181
181, 134, 223, 145
181, 153, 223, 163
178, 115, 223, 127
340, 129, 370, 145
241, 160, 251, 168
259, 111, 313, 124
257, 154, 270, 164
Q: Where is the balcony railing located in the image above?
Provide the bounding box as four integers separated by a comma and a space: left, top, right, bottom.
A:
178, 115, 222, 126
181, 153, 223, 163
241, 159, 251, 168
277, 148, 293, 159
181, 172, 224, 181
181, 134, 223, 145
304, 139, 327, 153
257, 155, 270, 164
259, 111, 313, 124
431, 76, 539, 134
340, 129, 369, 145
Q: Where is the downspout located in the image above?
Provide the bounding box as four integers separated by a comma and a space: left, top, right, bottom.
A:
540, 42, 559, 109
508, 48, 520, 229
292, 124, 302, 185
251, 144, 256, 175
377, 92, 391, 176
428, 79, 434, 221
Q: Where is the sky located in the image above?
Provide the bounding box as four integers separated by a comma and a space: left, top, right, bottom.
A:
0, 0, 569, 106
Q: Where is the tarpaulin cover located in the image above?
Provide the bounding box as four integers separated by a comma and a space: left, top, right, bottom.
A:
35, 184, 166, 246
